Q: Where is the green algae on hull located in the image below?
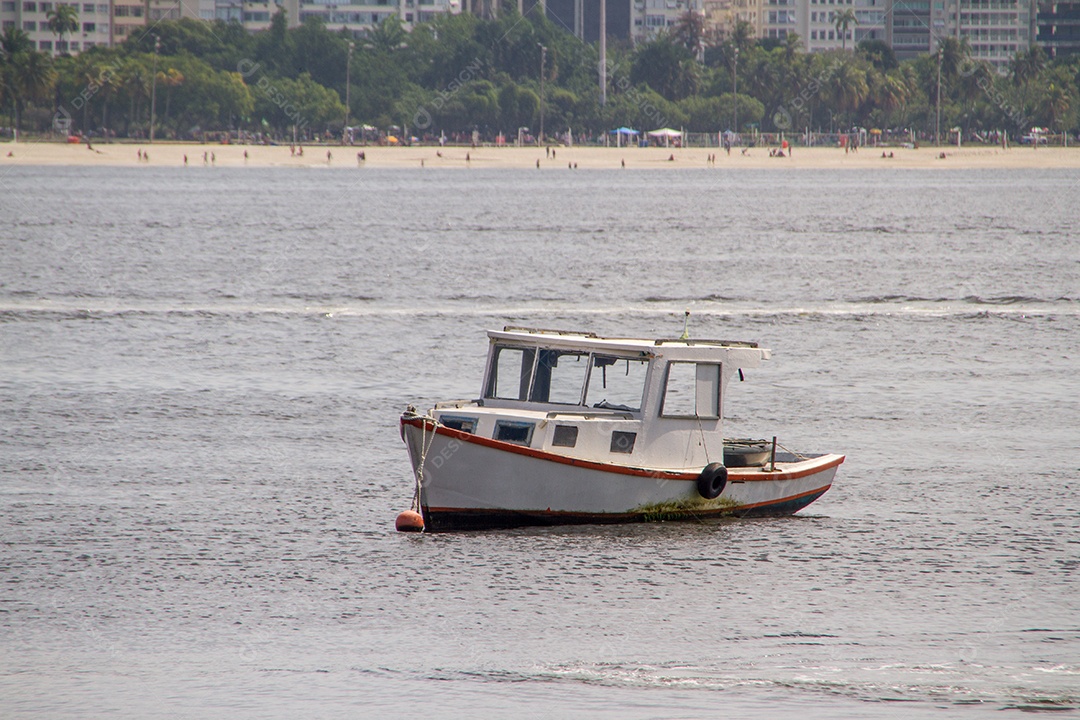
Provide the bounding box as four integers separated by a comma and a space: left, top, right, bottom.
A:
635, 495, 740, 523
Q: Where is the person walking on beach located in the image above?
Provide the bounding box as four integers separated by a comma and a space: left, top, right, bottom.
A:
183, 154, 188, 166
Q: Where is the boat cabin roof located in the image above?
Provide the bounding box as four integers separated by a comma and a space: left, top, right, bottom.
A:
489, 327, 772, 364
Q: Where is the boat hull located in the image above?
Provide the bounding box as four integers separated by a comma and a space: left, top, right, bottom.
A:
401, 417, 843, 532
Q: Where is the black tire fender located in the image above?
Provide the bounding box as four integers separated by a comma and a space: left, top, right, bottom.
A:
697, 463, 728, 499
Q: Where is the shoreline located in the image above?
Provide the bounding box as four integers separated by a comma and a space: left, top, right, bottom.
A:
3, 140, 1080, 170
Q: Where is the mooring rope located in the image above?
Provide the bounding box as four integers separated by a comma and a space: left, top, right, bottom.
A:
410, 414, 438, 515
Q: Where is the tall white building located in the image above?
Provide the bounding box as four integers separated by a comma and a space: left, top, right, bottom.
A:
632, 0, 702, 41
944, 0, 1035, 68
759, 0, 880, 50
1, 0, 113, 54
236, 0, 461, 33
750, 0, 1031, 64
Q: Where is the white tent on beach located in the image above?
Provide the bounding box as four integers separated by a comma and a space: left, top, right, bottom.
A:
648, 128, 683, 147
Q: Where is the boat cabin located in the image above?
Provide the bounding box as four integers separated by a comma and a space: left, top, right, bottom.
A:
431, 327, 771, 471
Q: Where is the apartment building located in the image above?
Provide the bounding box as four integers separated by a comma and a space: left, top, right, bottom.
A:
702, 0, 762, 36
1037, 0, 1080, 56
756, 0, 882, 51
951, 0, 1035, 67
234, 0, 461, 32
1, 0, 112, 53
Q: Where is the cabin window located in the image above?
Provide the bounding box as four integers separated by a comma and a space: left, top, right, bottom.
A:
610, 431, 637, 454
440, 415, 477, 433
585, 355, 648, 412
661, 362, 721, 418
493, 420, 534, 446
487, 346, 536, 401
552, 425, 578, 447
530, 349, 589, 404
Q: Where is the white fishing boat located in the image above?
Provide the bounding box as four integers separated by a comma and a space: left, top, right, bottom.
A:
396, 326, 844, 532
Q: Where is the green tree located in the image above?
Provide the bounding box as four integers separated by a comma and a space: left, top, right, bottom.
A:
8, 49, 56, 132
118, 56, 151, 135
858, 39, 898, 71
631, 34, 699, 101
497, 82, 539, 132
251, 71, 341, 136
1035, 67, 1076, 136
821, 53, 869, 126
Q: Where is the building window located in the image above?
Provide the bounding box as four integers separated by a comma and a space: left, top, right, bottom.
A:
82, 2, 92, 9
83, 21, 94, 31
1, 1, 15, 10
23, 20, 36, 30
38, 39, 52, 49
23, 1, 36, 11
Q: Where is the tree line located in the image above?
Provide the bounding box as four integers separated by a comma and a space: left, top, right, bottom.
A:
1, 6, 1077, 143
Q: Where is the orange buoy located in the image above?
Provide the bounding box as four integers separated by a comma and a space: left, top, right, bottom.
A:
395, 509, 424, 532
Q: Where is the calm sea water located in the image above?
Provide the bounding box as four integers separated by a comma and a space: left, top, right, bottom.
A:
1, 164, 1078, 718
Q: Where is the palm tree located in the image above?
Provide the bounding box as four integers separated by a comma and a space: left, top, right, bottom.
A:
1009, 45, 1047, 118
1038, 82, 1071, 137
730, 19, 756, 57
672, 10, 706, 59
1009, 45, 1046, 88
867, 68, 908, 126
1, 25, 32, 57
834, 8, 858, 51
120, 57, 150, 135
823, 54, 869, 124
9, 50, 56, 132
157, 67, 184, 131
369, 15, 406, 54
45, 4, 79, 55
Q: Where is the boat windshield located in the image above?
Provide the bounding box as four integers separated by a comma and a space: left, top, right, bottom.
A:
530, 349, 590, 404
487, 346, 536, 401
485, 344, 648, 412
585, 355, 648, 411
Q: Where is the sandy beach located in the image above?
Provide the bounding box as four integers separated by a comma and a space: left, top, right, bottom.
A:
3, 139, 1080, 170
